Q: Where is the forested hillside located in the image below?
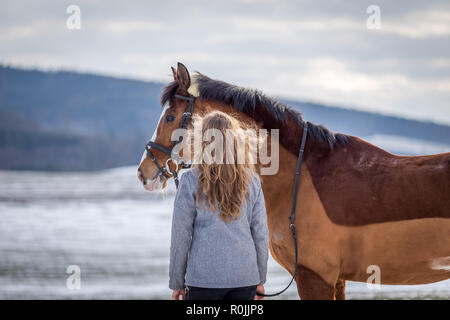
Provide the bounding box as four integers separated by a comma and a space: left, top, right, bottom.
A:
0, 66, 449, 171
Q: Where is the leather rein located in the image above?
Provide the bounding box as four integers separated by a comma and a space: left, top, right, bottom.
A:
256, 122, 307, 297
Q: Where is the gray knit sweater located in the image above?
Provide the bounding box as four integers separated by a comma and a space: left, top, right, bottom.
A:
169, 168, 269, 290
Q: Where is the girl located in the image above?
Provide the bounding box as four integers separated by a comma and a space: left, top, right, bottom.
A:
169, 111, 269, 300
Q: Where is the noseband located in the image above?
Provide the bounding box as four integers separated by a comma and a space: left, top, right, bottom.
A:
145, 94, 194, 188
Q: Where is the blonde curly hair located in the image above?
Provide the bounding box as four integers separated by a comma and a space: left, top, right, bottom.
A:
191, 110, 260, 223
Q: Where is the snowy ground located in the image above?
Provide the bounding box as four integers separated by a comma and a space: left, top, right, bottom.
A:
0, 167, 448, 300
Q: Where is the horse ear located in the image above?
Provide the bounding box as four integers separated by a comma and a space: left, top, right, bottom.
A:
171, 66, 177, 81
176, 62, 191, 91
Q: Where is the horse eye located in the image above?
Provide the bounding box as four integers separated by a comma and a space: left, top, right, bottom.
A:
166, 114, 175, 123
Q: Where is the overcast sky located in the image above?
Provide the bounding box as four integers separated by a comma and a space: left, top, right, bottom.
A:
1, 0, 449, 125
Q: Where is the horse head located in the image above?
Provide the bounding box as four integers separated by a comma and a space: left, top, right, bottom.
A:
138, 62, 194, 191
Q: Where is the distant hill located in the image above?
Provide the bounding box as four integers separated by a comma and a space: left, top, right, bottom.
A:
0, 66, 163, 137
0, 66, 164, 170
0, 65, 449, 171
285, 99, 450, 145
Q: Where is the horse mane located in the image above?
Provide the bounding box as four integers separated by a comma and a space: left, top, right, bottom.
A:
161, 73, 352, 150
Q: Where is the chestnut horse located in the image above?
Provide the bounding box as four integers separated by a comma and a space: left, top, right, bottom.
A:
138, 63, 450, 299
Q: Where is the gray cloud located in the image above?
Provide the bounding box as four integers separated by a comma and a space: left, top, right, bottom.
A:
1, 0, 449, 124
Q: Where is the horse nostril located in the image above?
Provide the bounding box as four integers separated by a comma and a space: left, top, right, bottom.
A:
137, 168, 145, 184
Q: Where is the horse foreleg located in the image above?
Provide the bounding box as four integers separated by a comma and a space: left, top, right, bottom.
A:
296, 265, 336, 300
335, 279, 346, 300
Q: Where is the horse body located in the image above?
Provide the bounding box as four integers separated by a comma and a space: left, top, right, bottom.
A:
138, 63, 450, 299
264, 134, 450, 298
308, 137, 450, 284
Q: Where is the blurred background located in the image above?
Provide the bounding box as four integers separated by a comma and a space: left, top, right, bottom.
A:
0, 0, 449, 299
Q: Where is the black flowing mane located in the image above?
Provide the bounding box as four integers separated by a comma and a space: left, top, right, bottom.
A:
161, 73, 352, 150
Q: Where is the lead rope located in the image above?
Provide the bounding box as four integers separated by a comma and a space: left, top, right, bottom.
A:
256, 122, 308, 298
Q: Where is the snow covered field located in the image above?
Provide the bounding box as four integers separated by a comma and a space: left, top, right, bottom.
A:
0, 166, 448, 300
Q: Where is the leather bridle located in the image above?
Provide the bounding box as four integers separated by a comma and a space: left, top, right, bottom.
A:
145, 94, 194, 188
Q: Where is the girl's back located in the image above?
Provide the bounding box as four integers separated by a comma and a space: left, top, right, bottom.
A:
170, 168, 268, 289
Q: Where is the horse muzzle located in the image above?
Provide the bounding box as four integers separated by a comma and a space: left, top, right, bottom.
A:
138, 167, 165, 191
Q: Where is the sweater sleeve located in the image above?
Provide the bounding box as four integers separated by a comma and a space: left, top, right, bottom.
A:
168, 172, 196, 290
250, 177, 269, 285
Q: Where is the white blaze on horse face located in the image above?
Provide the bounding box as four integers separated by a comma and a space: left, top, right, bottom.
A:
139, 104, 170, 168
139, 150, 147, 166
151, 104, 170, 142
